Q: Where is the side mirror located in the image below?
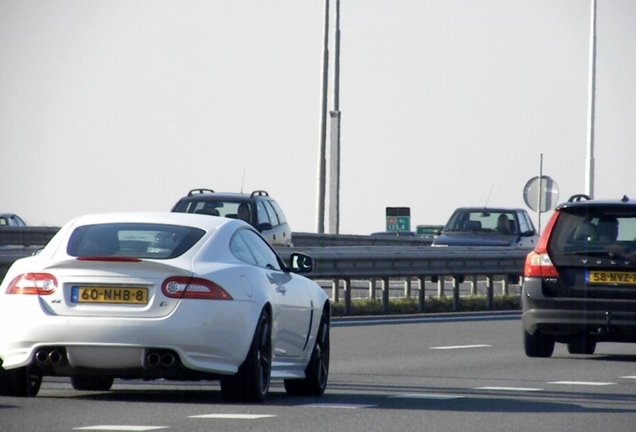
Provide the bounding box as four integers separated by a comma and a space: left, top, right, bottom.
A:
521, 230, 536, 237
290, 252, 314, 274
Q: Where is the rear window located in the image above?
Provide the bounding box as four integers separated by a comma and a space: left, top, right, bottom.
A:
67, 223, 205, 259
548, 207, 636, 255
173, 199, 252, 221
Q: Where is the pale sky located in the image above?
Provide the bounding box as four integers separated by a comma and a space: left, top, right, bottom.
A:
2, 1, 635, 235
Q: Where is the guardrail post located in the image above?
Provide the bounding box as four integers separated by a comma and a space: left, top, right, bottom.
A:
417, 276, 426, 313
381, 277, 390, 314
501, 277, 510, 296
470, 275, 477, 295
485, 275, 494, 309
331, 278, 340, 303
369, 278, 376, 301
437, 277, 445, 298
452, 276, 461, 311
343, 278, 352, 316
404, 278, 412, 298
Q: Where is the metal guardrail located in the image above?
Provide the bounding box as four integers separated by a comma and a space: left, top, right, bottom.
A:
0, 227, 530, 316
291, 232, 434, 247
275, 246, 529, 315
0, 226, 60, 246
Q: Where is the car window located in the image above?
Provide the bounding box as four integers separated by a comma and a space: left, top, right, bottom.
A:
67, 223, 205, 259
237, 229, 281, 270
255, 201, 270, 226
549, 208, 636, 255
230, 230, 258, 265
518, 212, 532, 233
263, 201, 280, 227
269, 200, 287, 224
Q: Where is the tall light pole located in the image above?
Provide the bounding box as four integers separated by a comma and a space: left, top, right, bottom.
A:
316, 0, 330, 233
328, 0, 341, 234
586, 0, 597, 198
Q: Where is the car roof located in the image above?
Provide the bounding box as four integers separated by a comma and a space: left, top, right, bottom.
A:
556, 195, 635, 210
180, 189, 271, 201
451, 207, 527, 213
65, 212, 243, 231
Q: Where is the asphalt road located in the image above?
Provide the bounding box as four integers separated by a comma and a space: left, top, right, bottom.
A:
2, 314, 635, 432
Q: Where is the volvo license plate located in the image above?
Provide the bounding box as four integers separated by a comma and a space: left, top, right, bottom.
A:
587, 271, 636, 285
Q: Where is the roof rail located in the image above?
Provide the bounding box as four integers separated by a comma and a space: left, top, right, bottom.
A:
188, 188, 215, 196
251, 190, 269, 197
568, 194, 591, 203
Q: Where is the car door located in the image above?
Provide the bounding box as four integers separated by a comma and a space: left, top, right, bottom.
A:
240, 229, 312, 358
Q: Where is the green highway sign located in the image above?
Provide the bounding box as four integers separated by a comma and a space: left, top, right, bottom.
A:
386, 207, 410, 232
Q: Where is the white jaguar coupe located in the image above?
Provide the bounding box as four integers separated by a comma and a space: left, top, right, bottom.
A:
0, 212, 330, 402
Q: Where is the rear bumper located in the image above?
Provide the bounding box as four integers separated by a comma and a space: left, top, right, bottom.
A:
0, 298, 260, 375
522, 277, 636, 342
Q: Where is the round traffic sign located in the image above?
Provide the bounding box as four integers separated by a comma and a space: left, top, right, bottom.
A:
523, 176, 559, 213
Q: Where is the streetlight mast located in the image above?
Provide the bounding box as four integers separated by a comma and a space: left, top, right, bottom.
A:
586, 0, 597, 198
316, 0, 330, 233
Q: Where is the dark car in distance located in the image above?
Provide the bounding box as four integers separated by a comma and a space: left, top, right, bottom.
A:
171, 189, 293, 247
522, 194, 636, 357
0, 214, 27, 227
432, 207, 539, 248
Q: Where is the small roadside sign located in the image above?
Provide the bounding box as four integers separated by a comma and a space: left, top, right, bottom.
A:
386, 207, 410, 231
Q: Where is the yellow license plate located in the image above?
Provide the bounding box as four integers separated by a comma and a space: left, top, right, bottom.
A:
73, 286, 148, 304
587, 271, 636, 285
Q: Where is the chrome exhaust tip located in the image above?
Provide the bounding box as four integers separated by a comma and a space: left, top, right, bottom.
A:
35, 350, 50, 364
146, 352, 162, 366
161, 353, 176, 367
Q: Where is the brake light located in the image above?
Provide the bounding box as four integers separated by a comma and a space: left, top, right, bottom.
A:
6, 273, 58, 295
524, 251, 560, 277
161, 277, 233, 300
77, 256, 141, 262
524, 211, 560, 278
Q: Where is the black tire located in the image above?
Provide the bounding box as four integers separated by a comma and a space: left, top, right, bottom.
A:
523, 329, 555, 358
567, 334, 597, 355
220, 308, 272, 403
284, 307, 330, 396
70, 375, 114, 391
0, 365, 42, 397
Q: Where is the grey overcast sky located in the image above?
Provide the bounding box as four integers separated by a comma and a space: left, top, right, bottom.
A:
2, 1, 635, 235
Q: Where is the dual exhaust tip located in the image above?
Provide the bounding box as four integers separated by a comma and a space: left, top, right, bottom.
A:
34, 348, 178, 368
35, 349, 67, 366
146, 351, 177, 368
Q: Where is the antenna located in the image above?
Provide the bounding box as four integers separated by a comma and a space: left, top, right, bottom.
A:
240, 168, 246, 193
484, 184, 494, 207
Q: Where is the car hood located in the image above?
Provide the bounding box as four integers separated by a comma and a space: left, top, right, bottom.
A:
432, 232, 518, 247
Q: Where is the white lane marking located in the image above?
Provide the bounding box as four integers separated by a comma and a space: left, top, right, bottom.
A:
299, 403, 376, 409
430, 344, 492, 350
188, 414, 276, 419
74, 427, 168, 431
548, 381, 615, 386
476, 387, 543, 392
621, 376, 636, 379
389, 393, 465, 400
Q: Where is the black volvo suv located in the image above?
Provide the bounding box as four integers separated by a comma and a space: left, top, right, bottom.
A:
522, 194, 636, 357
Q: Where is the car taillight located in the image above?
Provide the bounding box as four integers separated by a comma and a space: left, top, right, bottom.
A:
6, 273, 58, 295
161, 277, 233, 300
524, 251, 559, 278
524, 211, 560, 278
